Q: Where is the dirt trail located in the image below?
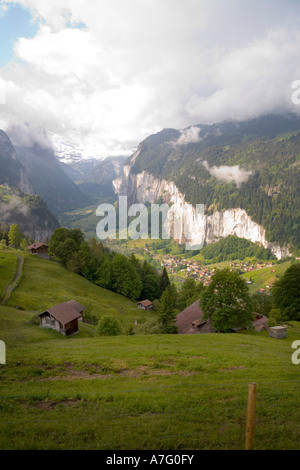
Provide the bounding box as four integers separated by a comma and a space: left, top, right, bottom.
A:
2, 255, 23, 306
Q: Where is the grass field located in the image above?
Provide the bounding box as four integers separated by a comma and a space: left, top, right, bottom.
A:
0, 304, 300, 450
5, 252, 149, 332
58, 205, 100, 240
241, 261, 292, 293
0, 252, 18, 302
0, 251, 299, 450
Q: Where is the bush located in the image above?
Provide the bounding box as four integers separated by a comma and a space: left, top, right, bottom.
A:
96, 315, 122, 336
135, 318, 164, 335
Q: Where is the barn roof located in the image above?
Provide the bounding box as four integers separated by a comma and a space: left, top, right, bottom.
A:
175, 299, 204, 334
39, 302, 81, 325
27, 242, 48, 250
137, 299, 153, 307
67, 299, 85, 313
252, 313, 268, 327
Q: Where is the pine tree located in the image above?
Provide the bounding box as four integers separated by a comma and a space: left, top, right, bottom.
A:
159, 266, 170, 295
159, 285, 177, 333
8, 224, 22, 248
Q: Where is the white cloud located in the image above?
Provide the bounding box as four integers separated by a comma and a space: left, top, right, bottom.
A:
1, 0, 300, 156
174, 127, 201, 146
202, 161, 252, 187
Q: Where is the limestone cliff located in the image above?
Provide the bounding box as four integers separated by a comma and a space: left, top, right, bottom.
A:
113, 166, 291, 259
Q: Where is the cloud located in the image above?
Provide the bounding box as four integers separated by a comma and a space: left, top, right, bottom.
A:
173, 126, 201, 146
1, 0, 300, 156
202, 161, 252, 187
7, 123, 51, 148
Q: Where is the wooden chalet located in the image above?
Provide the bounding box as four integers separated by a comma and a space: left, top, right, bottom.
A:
137, 299, 153, 310
38, 300, 85, 336
66, 299, 85, 322
175, 301, 269, 334
27, 242, 49, 258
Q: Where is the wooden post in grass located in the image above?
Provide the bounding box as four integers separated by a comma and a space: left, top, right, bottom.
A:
245, 382, 257, 450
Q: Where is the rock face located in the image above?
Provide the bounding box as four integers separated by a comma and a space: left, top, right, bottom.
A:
114, 166, 291, 259
0, 130, 33, 194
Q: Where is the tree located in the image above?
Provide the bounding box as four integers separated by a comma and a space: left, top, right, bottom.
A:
159, 266, 170, 295
159, 285, 177, 334
200, 269, 253, 332
8, 224, 22, 248
111, 254, 142, 300
272, 263, 300, 321
0, 239, 7, 250
96, 315, 121, 336
49, 228, 85, 266
251, 291, 273, 316
178, 278, 204, 310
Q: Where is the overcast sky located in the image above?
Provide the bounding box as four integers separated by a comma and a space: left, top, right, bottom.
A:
1, 0, 300, 158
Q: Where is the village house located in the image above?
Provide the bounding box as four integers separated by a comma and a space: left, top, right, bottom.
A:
38, 300, 85, 336
175, 301, 269, 334
27, 242, 49, 259
137, 299, 153, 310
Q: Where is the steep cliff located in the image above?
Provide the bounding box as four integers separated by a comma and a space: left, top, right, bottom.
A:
118, 114, 300, 252
7, 126, 91, 215
0, 130, 32, 194
114, 167, 290, 259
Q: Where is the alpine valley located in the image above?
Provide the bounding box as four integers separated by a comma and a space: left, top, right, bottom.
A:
113, 114, 300, 259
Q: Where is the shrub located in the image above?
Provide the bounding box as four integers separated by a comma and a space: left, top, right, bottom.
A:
96, 315, 122, 336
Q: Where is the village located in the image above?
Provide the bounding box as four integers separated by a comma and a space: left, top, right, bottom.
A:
160, 256, 276, 287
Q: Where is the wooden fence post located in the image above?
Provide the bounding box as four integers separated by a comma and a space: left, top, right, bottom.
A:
245, 382, 257, 450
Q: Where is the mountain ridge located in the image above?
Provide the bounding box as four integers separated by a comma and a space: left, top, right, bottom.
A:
114, 113, 300, 253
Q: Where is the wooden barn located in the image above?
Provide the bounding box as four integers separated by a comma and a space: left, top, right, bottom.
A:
27, 242, 49, 258
66, 299, 85, 322
38, 301, 85, 336
137, 299, 153, 310
175, 300, 215, 334
175, 301, 268, 334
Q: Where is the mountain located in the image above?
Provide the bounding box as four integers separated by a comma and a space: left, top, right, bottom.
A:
0, 129, 59, 239
114, 114, 300, 257
0, 185, 59, 241
0, 130, 32, 194
59, 155, 128, 203
7, 126, 92, 215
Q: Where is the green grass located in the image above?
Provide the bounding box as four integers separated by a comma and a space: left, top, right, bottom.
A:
1, 251, 300, 450
0, 302, 300, 450
58, 205, 103, 239
0, 252, 18, 301
7, 252, 150, 332
241, 261, 292, 293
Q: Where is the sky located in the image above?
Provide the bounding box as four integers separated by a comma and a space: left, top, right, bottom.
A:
1, 0, 300, 158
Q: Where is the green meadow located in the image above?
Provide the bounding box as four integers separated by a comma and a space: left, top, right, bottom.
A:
0, 252, 18, 301
6, 252, 150, 331
241, 261, 292, 293
0, 250, 299, 450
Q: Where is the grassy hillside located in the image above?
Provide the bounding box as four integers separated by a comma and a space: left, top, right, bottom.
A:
0, 252, 18, 301
1, 250, 299, 450
241, 261, 292, 293
0, 303, 300, 450
5, 252, 149, 331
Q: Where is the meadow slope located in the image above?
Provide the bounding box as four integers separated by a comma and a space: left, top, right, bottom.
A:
0, 251, 299, 450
